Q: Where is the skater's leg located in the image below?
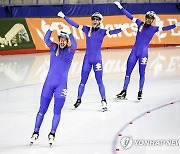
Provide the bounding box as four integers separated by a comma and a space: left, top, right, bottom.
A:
77, 57, 92, 99
51, 84, 67, 134
123, 52, 138, 90
138, 55, 148, 100
34, 81, 54, 133
34, 78, 54, 132
93, 61, 106, 100
117, 52, 137, 99
31, 96, 52, 144
93, 61, 107, 111
31, 79, 54, 144
47, 86, 66, 145
75, 70, 89, 108
51, 97, 65, 133
138, 55, 148, 91
34, 96, 52, 132
78, 71, 91, 99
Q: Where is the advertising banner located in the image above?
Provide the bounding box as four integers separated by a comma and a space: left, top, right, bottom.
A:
26, 14, 180, 50
0, 18, 35, 51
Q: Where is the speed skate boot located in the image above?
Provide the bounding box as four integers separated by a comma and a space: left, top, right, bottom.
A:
101, 99, 107, 112
30, 131, 39, 145
137, 91, 143, 100
48, 132, 55, 147
116, 90, 127, 99
74, 99, 81, 109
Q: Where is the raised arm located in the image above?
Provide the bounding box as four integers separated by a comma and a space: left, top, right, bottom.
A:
58, 11, 80, 29
62, 24, 77, 51
114, 1, 140, 24
158, 22, 180, 32
44, 29, 53, 47
69, 33, 77, 51
44, 22, 60, 47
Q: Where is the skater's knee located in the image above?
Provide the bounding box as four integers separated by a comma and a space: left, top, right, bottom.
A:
38, 103, 50, 114
54, 110, 62, 116
80, 71, 90, 84
97, 81, 104, 87
54, 108, 62, 115
96, 78, 103, 85
79, 83, 85, 87
80, 78, 88, 85
40, 96, 51, 105
95, 76, 103, 85
126, 69, 133, 76
139, 68, 145, 76
54, 103, 63, 115
139, 72, 145, 77
97, 81, 104, 86
38, 109, 46, 116
39, 96, 51, 115
54, 97, 65, 115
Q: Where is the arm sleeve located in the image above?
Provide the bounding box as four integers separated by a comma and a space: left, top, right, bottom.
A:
162, 24, 176, 31
121, 8, 142, 26
64, 16, 79, 28
108, 29, 122, 35
136, 19, 143, 27
44, 29, 54, 47
69, 33, 77, 52
82, 25, 90, 34
64, 16, 87, 34
121, 8, 134, 20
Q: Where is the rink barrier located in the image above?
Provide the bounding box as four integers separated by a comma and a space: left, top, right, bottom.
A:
26, 14, 180, 50
0, 18, 35, 53
0, 14, 180, 55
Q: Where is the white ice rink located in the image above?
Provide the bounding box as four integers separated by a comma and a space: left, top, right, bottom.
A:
0, 47, 180, 154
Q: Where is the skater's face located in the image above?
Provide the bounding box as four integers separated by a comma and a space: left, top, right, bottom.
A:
145, 16, 154, 25
91, 17, 101, 28
59, 37, 68, 49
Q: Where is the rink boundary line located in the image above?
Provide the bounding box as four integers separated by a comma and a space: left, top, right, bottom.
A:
112, 100, 180, 153
0, 73, 178, 91
0, 83, 42, 91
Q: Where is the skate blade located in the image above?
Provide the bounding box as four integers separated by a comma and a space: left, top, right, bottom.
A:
102, 108, 108, 112
114, 97, 128, 101
49, 139, 54, 147
30, 142, 33, 146
73, 106, 78, 110
136, 98, 142, 102
49, 143, 53, 147
74, 105, 80, 109
30, 138, 36, 146
137, 96, 142, 101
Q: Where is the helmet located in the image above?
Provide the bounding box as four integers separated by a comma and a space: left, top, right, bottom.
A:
91, 12, 103, 21
145, 11, 156, 19
58, 31, 69, 41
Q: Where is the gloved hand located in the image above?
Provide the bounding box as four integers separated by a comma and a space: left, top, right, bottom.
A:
58, 11, 65, 18
63, 25, 71, 35
175, 22, 180, 27
114, 1, 123, 9
50, 22, 59, 31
